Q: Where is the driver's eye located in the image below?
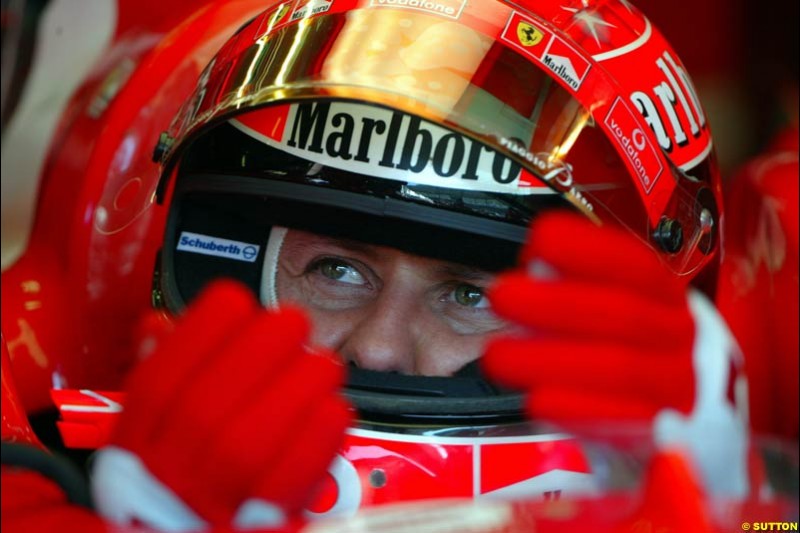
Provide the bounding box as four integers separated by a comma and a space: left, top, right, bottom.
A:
453, 284, 488, 308
316, 258, 366, 285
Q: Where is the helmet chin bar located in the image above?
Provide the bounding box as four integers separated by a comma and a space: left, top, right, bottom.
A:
345, 367, 526, 425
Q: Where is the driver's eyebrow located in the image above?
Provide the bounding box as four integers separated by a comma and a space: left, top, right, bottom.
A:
302, 233, 493, 281
434, 263, 494, 283
310, 235, 382, 260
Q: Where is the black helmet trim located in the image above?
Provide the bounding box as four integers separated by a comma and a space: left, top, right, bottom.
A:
175, 173, 534, 242
157, 171, 572, 311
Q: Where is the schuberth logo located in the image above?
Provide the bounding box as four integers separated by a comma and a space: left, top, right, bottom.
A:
176, 232, 260, 263
369, 0, 466, 19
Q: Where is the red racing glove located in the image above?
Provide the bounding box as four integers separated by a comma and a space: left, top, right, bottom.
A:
482, 212, 749, 497
91, 280, 352, 531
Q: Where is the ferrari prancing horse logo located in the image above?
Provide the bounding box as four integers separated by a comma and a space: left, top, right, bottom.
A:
517, 21, 544, 46
268, 3, 291, 27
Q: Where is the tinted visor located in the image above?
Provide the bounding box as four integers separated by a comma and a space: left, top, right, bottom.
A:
160, 4, 719, 276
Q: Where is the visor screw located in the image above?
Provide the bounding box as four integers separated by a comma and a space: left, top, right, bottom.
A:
653, 217, 684, 254
152, 132, 174, 163
369, 469, 387, 489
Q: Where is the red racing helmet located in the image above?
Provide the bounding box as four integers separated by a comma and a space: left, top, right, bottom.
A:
147, 0, 725, 517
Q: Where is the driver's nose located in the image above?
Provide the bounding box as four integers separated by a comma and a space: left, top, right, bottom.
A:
338, 287, 420, 374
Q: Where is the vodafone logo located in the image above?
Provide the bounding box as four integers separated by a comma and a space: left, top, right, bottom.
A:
604, 96, 664, 193
632, 128, 647, 151
369, 0, 466, 19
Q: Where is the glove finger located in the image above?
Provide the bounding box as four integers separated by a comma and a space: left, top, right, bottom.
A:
253, 396, 352, 513
115, 280, 258, 446
526, 387, 664, 424
488, 275, 694, 350
483, 338, 694, 412
134, 309, 175, 360
170, 352, 346, 522
200, 350, 345, 489
521, 212, 686, 305
152, 306, 311, 449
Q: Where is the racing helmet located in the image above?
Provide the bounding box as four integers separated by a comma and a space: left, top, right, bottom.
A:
150, 0, 723, 517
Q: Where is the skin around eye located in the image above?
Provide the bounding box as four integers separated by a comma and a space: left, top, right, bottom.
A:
275, 230, 513, 374
433, 281, 505, 336
289, 255, 379, 312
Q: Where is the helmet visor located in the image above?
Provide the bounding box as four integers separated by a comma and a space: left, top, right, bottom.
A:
161, 3, 719, 277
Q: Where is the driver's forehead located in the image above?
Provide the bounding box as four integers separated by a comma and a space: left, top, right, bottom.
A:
280, 229, 495, 281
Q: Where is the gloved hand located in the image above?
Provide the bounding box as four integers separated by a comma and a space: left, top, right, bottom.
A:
92, 280, 352, 531
482, 212, 749, 498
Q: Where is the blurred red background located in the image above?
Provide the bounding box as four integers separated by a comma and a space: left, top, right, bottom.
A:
639, 0, 798, 177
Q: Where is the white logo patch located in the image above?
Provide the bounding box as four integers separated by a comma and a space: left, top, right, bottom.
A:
231, 101, 550, 196
176, 232, 260, 263
369, 0, 467, 20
